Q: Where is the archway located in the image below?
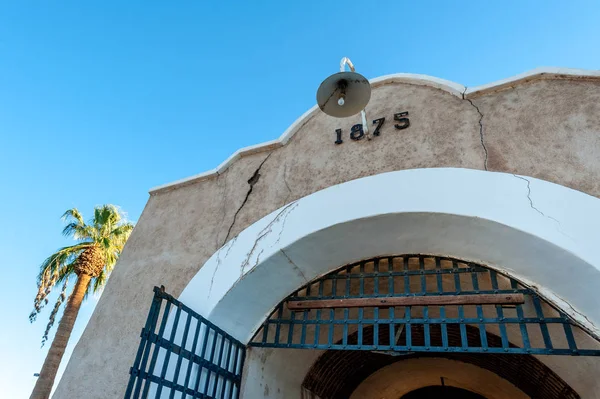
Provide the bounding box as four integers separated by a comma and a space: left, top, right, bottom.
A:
127, 168, 600, 398
249, 255, 595, 398
180, 168, 600, 342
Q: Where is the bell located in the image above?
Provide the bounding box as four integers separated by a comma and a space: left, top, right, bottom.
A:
316, 71, 371, 118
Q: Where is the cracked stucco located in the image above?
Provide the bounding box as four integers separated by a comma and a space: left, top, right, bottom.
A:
237, 201, 298, 277
463, 88, 488, 171
54, 77, 600, 399
280, 249, 309, 283
223, 152, 273, 244
512, 174, 569, 238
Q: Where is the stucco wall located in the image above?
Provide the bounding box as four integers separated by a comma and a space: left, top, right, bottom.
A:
53, 71, 600, 398
240, 348, 323, 399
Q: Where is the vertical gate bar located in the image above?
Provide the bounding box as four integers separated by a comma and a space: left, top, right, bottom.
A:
358, 263, 364, 348
182, 316, 202, 399
405, 306, 412, 349
420, 257, 430, 349
222, 379, 230, 399
343, 270, 349, 346
452, 261, 461, 293
228, 344, 241, 399
359, 262, 365, 296
511, 280, 531, 350
405, 257, 412, 349
202, 329, 220, 395
229, 346, 240, 399
471, 271, 488, 350
388, 258, 395, 348
419, 256, 426, 292
298, 316, 307, 347
453, 261, 468, 350
328, 307, 335, 347
261, 320, 269, 345
374, 259, 379, 296
388, 257, 395, 295
314, 281, 324, 347
156, 304, 182, 398
211, 334, 227, 398
562, 322, 579, 353
287, 308, 295, 346
435, 258, 448, 349
403, 257, 410, 294
330, 275, 337, 347
300, 283, 310, 346
373, 259, 379, 347
489, 271, 509, 350
128, 291, 161, 399
169, 310, 193, 399
220, 340, 234, 399
231, 343, 240, 377
345, 265, 351, 299
234, 349, 246, 399
192, 322, 212, 395
423, 305, 430, 347
532, 295, 553, 350
458, 304, 468, 350
141, 300, 173, 399
138, 296, 165, 399
274, 304, 283, 345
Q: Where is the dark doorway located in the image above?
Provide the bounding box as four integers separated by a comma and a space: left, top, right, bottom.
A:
400, 385, 487, 399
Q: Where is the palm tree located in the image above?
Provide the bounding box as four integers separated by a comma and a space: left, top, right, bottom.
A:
29, 205, 134, 399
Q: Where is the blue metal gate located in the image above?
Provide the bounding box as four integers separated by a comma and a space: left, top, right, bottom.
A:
126, 255, 600, 398
249, 255, 600, 356
125, 287, 245, 399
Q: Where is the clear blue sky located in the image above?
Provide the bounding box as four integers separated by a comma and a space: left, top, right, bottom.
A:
1, 1, 599, 397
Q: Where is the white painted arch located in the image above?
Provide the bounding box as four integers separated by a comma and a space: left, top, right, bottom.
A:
179, 167, 600, 343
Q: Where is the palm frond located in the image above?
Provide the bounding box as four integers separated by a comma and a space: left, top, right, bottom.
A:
110, 223, 134, 240
30, 243, 91, 321
41, 277, 69, 347
91, 270, 108, 295
56, 261, 76, 284
62, 223, 95, 240
61, 208, 84, 225
93, 205, 118, 231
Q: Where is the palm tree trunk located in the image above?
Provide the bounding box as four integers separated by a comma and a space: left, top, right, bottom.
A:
30, 273, 91, 399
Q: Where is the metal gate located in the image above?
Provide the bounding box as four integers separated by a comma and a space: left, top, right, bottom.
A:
126, 255, 600, 398
249, 255, 600, 356
125, 287, 245, 399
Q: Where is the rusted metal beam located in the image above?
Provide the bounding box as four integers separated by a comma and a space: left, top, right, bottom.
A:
286, 294, 524, 310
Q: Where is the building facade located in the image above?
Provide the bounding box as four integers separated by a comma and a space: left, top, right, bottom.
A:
54, 68, 600, 398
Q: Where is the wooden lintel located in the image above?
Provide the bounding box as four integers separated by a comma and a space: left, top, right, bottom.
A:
286, 294, 525, 310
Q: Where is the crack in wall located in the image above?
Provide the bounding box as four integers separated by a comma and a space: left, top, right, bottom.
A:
463, 88, 488, 171
511, 174, 571, 238
208, 153, 272, 298
283, 163, 293, 206
208, 237, 236, 298
215, 170, 229, 248
239, 201, 299, 275
273, 203, 298, 247
223, 152, 273, 244
512, 174, 546, 217
280, 249, 309, 283
560, 297, 597, 332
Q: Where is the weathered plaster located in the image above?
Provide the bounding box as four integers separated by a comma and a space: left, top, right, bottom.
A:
240, 348, 323, 399
54, 69, 600, 399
